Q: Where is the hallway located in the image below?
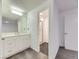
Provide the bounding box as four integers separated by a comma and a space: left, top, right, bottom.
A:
40, 42, 48, 55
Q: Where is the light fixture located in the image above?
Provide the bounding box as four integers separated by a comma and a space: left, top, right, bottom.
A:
11, 6, 24, 16
40, 13, 43, 15
11, 6, 24, 12
11, 10, 23, 16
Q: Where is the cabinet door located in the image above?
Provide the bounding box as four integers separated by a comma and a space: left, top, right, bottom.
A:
0, 40, 3, 58
15, 35, 30, 52
3, 37, 16, 58
21, 35, 31, 49
15, 37, 24, 51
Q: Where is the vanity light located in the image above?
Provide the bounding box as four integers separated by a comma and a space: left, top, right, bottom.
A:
11, 6, 24, 16
11, 6, 24, 12
11, 10, 23, 16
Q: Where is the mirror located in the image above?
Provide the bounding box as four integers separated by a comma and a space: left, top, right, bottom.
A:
2, 0, 49, 59
2, 0, 48, 33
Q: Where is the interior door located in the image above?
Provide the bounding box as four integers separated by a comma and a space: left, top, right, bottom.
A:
39, 21, 43, 44
64, 12, 78, 51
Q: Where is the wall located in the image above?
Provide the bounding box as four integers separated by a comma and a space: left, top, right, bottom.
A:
59, 13, 64, 47
27, 1, 49, 52
49, 0, 60, 59
0, 1, 3, 58
0, 1, 1, 34
2, 17, 18, 33
61, 8, 78, 51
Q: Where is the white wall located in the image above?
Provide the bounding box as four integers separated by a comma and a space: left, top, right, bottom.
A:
0, 1, 3, 58
60, 8, 78, 51
27, 10, 39, 52
0, 2, 1, 34
49, 0, 60, 59
59, 13, 64, 47
27, 1, 49, 52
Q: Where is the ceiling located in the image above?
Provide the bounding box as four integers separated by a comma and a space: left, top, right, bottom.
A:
2, 0, 47, 20
11, 0, 46, 12
56, 0, 78, 12
2, 0, 78, 20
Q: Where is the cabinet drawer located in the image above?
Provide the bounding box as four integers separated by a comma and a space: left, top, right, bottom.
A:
0, 57, 3, 59
4, 49, 14, 57
4, 43, 15, 56
21, 35, 30, 40
3, 37, 16, 57
4, 37, 16, 43
4, 49, 13, 54
4, 37, 16, 48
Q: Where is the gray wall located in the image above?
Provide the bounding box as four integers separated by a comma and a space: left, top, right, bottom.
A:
2, 17, 18, 32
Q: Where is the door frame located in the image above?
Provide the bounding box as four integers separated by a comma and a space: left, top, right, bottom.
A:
38, 8, 49, 52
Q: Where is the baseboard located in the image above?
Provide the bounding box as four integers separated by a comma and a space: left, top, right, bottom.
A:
65, 48, 78, 52
59, 46, 65, 48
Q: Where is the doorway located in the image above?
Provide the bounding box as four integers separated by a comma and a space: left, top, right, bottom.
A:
39, 9, 49, 55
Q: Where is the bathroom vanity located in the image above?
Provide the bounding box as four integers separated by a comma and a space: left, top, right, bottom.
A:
1, 33, 31, 59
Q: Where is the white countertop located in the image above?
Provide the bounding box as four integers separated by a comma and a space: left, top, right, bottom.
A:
1, 32, 30, 38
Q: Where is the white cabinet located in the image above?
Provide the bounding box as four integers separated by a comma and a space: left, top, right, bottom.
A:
15, 37, 24, 51
0, 39, 4, 59
15, 35, 30, 52
0, 57, 3, 59
3, 34, 31, 58
4, 37, 16, 58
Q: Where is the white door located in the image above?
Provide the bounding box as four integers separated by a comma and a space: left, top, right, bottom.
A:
39, 21, 43, 44
64, 11, 78, 51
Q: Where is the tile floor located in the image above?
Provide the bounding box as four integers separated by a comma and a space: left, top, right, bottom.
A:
55, 48, 78, 59
7, 48, 78, 59
7, 48, 48, 59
